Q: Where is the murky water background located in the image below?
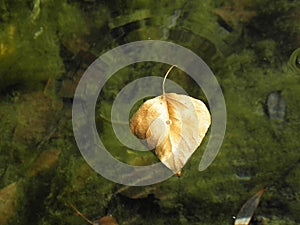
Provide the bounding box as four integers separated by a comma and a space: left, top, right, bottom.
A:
0, 0, 300, 224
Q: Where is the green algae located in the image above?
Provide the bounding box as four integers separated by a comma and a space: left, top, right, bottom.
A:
0, 19, 63, 91
0, 0, 300, 224
0, 0, 99, 92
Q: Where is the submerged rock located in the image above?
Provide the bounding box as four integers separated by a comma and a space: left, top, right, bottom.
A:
266, 91, 286, 122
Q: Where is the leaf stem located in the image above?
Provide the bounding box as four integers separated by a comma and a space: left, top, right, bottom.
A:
70, 204, 94, 225
162, 65, 177, 95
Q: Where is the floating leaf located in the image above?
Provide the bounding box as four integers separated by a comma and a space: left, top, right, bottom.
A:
130, 65, 211, 174
234, 188, 264, 225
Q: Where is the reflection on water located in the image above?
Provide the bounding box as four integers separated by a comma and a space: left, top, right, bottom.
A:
0, 0, 300, 224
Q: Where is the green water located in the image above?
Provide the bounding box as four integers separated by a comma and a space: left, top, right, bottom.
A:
0, 0, 300, 224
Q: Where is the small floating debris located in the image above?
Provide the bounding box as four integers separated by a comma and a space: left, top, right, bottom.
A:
266, 91, 286, 122
234, 188, 264, 225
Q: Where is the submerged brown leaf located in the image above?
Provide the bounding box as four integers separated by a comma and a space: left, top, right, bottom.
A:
130, 66, 211, 174
0, 182, 18, 224
29, 149, 61, 176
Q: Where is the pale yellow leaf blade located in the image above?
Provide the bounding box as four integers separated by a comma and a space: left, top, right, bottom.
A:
130, 92, 211, 174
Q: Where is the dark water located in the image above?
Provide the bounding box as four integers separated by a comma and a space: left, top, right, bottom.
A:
0, 0, 300, 224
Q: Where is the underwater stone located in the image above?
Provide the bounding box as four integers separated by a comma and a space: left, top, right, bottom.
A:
266, 91, 286, 122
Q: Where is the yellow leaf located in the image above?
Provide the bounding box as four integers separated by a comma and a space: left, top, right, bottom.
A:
130, 65, 211, 174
